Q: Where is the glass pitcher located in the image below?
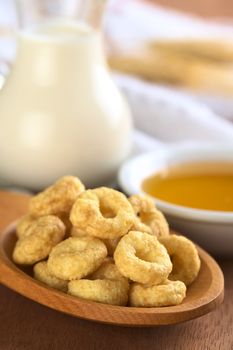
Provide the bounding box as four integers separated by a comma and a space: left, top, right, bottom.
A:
0, 0, 132, 190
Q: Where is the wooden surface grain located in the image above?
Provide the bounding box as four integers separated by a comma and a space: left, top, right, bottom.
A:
0, 190, 232, 350
150, 0, 233, 18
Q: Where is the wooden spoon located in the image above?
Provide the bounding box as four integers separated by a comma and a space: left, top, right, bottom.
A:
0, 223, 224, 326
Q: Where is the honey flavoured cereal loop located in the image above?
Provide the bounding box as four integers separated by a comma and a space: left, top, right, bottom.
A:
29, 176, 85, 217
68, 259, 129, 306
47, 237, 107, 281
71, 227, 120, 256
17, 213, 72, 239
68, 279, 129, 306
129, 280, 186, 307
16, 215, 36, 239
89, 258, 128, 285
13, 216, 65, 265
114, 231, 172, 284
70, 187, 136, 239
159, 234, 201, 286
34, 261, 68, 292
129, 195, 169, 237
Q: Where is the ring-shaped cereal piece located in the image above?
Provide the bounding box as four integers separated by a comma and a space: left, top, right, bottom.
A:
89, 258, 128, 285
68, 279, 129, 306
47, 237, 107, 281
129, 195, 169, 237
71, 227, 120, 256
70, 187, 135, 239
68, 259, 129, 306
129, 280, 186, 307
16, 215, 36, 239
13, 215, 65, 265
33, 261, 68, 292
29, 176, 85, 217
114, 231, 172, 284
159, 234, 201, 286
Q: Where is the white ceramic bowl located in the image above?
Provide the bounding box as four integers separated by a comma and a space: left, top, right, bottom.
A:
119, 143, 233, 256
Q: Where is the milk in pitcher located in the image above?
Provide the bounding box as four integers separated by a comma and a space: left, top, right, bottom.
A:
0, 19, 132, 189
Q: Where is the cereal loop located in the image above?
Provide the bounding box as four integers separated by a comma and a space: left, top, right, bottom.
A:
129, 195, 169, 237
129, 280, 186, 307
159, 234, 201, 286
16, 215, 36, 239
47, 237, 107, 281
34, 261, 68, 292
71, 227, 120, 256
29, 176, 85, 217
68, 259, 129, 306
114, 231, 172, 284
89, 258, 128, 285
13, 215, 65, 265
70, 187, 135, 239
68, 279, 129, 306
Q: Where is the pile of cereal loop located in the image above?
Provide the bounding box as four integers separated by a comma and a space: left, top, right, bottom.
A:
13, 176, 201, 307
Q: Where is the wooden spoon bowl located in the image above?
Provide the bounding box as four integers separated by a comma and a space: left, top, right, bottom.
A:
0, 223, 224, 326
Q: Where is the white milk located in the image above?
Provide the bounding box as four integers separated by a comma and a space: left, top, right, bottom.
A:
0, 20, 132, 189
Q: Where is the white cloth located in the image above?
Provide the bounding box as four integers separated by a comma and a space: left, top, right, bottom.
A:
114, 74, 233, 150
106, 0, 233, 120
106, 0, 233, 46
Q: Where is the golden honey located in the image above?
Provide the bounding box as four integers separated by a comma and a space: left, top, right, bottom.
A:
142, 162, 233, 212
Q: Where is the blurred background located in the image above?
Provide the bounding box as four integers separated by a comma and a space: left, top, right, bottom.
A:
146, 0, 233, 18
1, 0, 233, 191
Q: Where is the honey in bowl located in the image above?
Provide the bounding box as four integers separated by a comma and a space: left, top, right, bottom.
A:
142, 162, 233, 212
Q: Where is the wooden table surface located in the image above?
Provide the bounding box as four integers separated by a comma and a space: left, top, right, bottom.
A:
150, 0, 233, 18
0, 190, 232, 350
